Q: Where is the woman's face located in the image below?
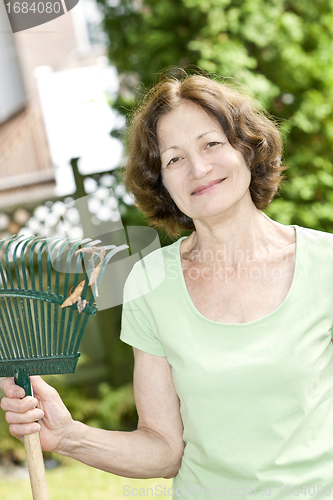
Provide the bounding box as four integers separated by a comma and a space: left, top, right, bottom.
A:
157, 100, 253, 224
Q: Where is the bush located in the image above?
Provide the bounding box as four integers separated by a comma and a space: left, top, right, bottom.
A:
60, 381, 137, 431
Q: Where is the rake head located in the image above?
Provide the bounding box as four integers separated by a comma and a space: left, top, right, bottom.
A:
0, 234, 128, 395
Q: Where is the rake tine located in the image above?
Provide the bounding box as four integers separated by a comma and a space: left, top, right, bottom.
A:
62, 239, 92, 355
0, 309, 11, 359
78, 238, 107, 301
67, 240, 103, 355
54, 240, 73, 294
60, 238, 92, 297
4, 236, 28, 358
83, 244, 128, 311
0, 335, 8, 359
5, 235, 27, 287
29, 237, 47, 357
20, 237, 42, 358
53, 239, 76, 356
37, 241, 50, 357
0, 234, 18, 262
65, 243, 91, 355
68, 282, 90, 355
0, 233, 20, 285
20, 236, 37, 289
12, 237, 27, 289
95, 244, 129, 297
70, 286, 91, 355
46, 238, 63, 293
46, 238, 63, 356
11, 238, 34, 359
0, 237, 18, 359
37, 240, 49, 292
58, 240, 78, 356
77, 239, 102, 276
72, 243, 128, 354
85, 239, 102, 246
73, 307, 93, 355
0, 299, 12, 360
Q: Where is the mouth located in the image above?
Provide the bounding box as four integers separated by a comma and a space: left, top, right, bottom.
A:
191, 178, 227, 196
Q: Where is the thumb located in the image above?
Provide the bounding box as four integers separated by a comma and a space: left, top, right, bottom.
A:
30, 375, 55, 397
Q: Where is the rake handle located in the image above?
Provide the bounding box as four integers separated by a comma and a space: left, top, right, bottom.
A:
14, 372, 49, 499
24, 432, 50, 500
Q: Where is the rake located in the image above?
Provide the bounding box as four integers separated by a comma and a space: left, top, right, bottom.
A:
0, 234, 128, 500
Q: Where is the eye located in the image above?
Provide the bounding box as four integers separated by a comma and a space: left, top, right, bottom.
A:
167, 156, 181, 167
205, 141, 221, 149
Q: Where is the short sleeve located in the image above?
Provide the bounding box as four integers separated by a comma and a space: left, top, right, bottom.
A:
120, 262, 166, 357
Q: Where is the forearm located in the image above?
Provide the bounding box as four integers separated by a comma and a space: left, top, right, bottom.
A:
57, 420, 183, 479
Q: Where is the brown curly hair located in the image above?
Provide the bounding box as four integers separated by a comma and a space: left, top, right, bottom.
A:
124, 73, 286, 238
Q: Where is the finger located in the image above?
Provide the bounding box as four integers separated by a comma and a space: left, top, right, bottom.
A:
0, 378, 25, 399
5, 407, 44, 425
1, 396, 38, 413
9, 422, 41, 439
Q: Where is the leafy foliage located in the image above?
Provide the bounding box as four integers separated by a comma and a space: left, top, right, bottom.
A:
60, 382, 137, 431
96, 0, 333, 232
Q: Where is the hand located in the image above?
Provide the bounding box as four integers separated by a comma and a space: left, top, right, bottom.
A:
0, 376, 74, 454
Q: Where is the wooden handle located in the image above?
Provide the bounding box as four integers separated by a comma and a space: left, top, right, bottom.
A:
24, 433, 49, 500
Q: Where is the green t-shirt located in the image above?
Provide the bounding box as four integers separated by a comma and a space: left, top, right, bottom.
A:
120, 224, 333, 499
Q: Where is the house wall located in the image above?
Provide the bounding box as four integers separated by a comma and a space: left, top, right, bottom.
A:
13, 0, 105, 103
13, 13, 78, 103
0, 1, 26, 123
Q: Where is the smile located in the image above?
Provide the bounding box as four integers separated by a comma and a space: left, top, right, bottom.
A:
191, 178, 227, 196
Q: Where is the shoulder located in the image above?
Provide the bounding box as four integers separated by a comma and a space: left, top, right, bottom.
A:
123, 237, 184, 300
133, 236, 182, 275
297, 225, 333, 247
296, 225, 333, 268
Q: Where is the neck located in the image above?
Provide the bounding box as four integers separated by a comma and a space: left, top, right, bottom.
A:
184, 203, 286, 266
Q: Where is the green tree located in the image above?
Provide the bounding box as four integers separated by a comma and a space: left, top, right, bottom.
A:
96, 0, 333, 231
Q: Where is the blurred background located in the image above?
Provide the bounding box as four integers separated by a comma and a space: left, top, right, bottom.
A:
1, 0, 333, 497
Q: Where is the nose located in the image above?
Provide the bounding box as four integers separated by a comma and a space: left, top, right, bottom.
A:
188, 153, 213, 179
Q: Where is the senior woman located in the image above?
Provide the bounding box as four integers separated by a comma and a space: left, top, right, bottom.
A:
2, 73, 333, 499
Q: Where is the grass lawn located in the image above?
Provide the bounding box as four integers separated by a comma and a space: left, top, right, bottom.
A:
0, 458, 173, 499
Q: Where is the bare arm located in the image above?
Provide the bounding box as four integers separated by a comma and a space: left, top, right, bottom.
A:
0, 348, 184, 479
